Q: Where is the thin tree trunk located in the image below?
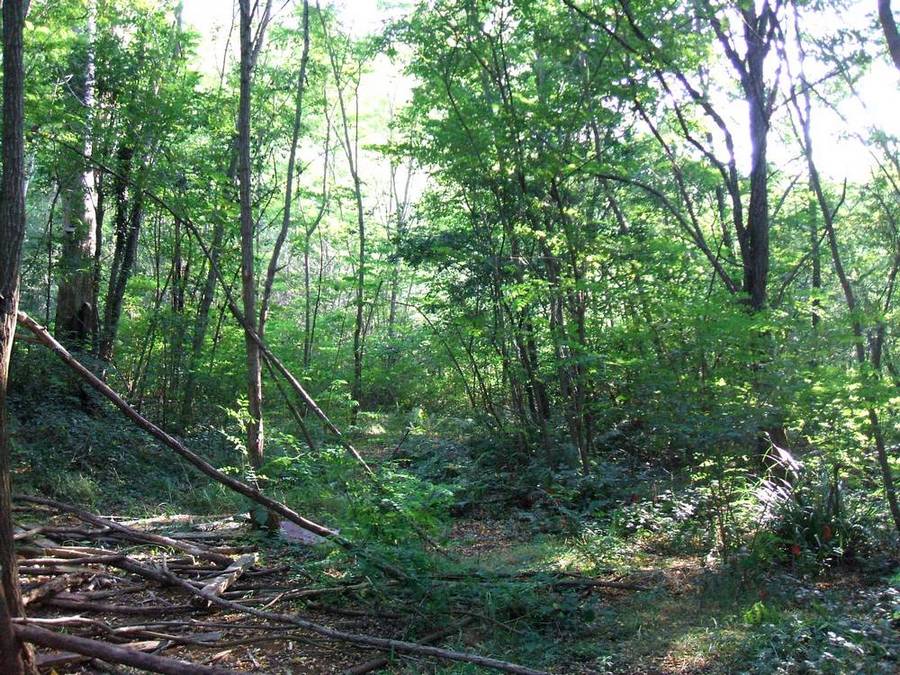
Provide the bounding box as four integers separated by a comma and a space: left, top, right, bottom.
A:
791, 29, 900, 534
99, 150, 143, 362
878, 0, 900, 70
259, 0, 311, 343
809, 187, 821, 327
180, 220, 224, 427
55, 0, 98, 348
320, 9, 365, 421
0, 0, 37, 671
741, 8, 771, 312
238, 0, 264, 468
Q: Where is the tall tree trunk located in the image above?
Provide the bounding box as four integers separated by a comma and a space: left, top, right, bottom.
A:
791, 28, 900, 534
99, 146, 142, 362
238, 0, 264, 468
809, 186, 821, 327
259, 0, 311, 340
321, 12, 365, 422
0, 1, 37, 671
741, 8, 771, 312
55, 0, 98, 348
878, 0, 900, 70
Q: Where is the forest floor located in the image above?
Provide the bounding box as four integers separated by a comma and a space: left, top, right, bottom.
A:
17, 504, 899, 674
11, 405, 900, 673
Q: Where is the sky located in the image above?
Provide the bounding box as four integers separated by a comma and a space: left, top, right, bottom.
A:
179, 0, 900, 183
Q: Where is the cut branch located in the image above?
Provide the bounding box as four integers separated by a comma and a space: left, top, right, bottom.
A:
14, 623, 239, 675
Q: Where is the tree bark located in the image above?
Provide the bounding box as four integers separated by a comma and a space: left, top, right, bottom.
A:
0, 1, 37, 671
879, 0, 900, 70
790, 26, 900, 534
742, 12, 771, 312
180, 219, 224, 427
13, 624, 238, 675
238, 0, 264, 468
55, 0, 98, 348
99, 147, 142, 362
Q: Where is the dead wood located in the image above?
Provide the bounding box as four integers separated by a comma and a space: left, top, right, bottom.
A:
17, 312, 410, 582
21, 554, 123, 566
154, 564, 550, 675
18, 565, 91, 576
343, 616, 475, 675
12, 527, 46, 541
35, 639, 163, 670
22, 572, 90, 607
45, 597, 200, 616
195, 554, 256, 605
57, 583, 148, 600
14, 623, 240, 675
117, 514, 231, 528
15, 495, 232, 567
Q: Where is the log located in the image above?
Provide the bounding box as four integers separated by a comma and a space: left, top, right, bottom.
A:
13, 526, 45, 541
14, 623, 240, 675
15, 495, 232, 567
17, 544, 174, 585
55, 582, 148, 600
196, 553, 256, 604
22, 572, 90, 607
117, 514, 231, 528
17, 312, 409, 581
21, 554, 123, 566
45, 597, 199, 616
36, 639, 164, 670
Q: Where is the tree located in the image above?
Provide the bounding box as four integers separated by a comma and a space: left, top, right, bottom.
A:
0, 0, 37, 672
788, 5, 900, 534
237, 0, 272, 468
320, 6, 368, 422
54, 0, 98, 347
879, 0, 900, 70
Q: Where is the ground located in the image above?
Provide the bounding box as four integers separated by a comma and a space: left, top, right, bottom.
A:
11, 413, 900, 673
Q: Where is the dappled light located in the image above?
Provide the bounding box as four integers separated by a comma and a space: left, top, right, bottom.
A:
0, 0, 898, 673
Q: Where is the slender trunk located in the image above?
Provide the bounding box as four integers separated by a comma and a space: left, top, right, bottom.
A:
0, 0, 37, 670
742, 14, 770, 312
792, 41, 900, 533
90, 173, 104, 355
321, 12, 365, 421
259, 0, 311, 342
99, 148, 142, 361
809, 186, 821, 327
238, 0, 264, 468
180, 219, 224, 427
878, 0, 900, 70
55, 0, 98, 348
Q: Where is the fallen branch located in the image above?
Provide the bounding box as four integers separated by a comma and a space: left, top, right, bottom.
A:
22, 572, 90, 607
45, 596, 199, 616
35, 639, 164, 670
14, 623, 240, 675
344, 616, 475, 675
16, 312, 408, 582
155, 564, 550, 675
196, 554, 256, 605
16, 495, 232, 567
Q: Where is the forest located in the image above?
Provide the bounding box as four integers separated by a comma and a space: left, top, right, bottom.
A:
0, 0, 898, 672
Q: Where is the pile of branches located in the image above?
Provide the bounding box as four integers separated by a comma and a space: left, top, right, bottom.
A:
12, 495, 545, 674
